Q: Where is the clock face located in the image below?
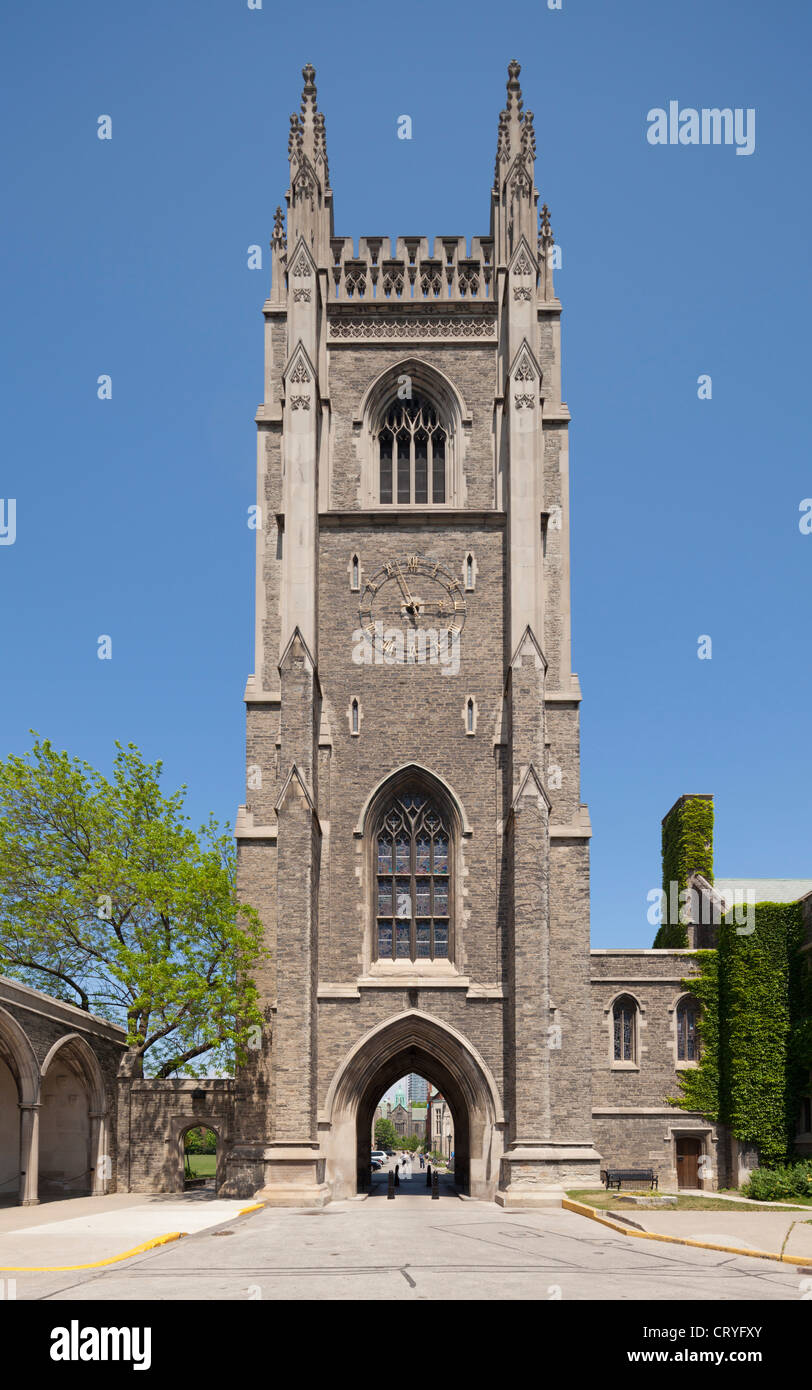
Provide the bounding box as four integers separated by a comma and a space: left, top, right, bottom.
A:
359, 554, 466, 656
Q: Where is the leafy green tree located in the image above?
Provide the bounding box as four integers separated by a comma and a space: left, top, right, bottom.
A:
0, 737, 266, 1077
374, 1117, 399, 1149
184, 1126, 217, 1154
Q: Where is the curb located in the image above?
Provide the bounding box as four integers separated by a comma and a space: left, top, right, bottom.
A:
0, 1230, 186, 1273
562, 1198, 812, 1267
0, 1196, 270, 1273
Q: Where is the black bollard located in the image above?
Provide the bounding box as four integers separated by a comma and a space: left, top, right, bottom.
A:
431, 1168, 439, 1199
426, 1163, 432, 1187
387, 1169, 395, 1200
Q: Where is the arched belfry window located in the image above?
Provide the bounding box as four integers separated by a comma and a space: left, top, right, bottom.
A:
676, 996, 700, 1062
375, 789, 451, 961
377, 394, 447, 506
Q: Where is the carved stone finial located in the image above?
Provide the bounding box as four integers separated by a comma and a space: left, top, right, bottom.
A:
522, 109, 536, 160
494, 109, 510, 188
272, 206, 285, 243
506, 58, 523, 117
314, 111, 330, 188
288, 112, 303, 160
540, 203, 554, 244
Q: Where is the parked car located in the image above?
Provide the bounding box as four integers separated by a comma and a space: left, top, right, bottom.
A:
370, 1150, 387, 1164
370, 1158, 383, 1171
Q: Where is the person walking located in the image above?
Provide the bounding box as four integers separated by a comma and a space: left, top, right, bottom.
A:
394, 1162, 400, 1187
419, 1153, 425, 1170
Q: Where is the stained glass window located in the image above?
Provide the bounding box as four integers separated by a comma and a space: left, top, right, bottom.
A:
677, 998, 700, 1062
613, 997, 637, 1063
374, 788, 451, 962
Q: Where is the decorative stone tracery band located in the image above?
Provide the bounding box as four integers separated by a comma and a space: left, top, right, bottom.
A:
329, 315, 496, 340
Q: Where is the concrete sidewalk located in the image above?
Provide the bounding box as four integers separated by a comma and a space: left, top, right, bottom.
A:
0, 1191, 254, 1269
620, 1208, 812, 1260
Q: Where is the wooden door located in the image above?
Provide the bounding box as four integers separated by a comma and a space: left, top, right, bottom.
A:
676, 1136, 702, 1188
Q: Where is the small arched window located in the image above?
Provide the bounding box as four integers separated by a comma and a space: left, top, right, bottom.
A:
466, 698, 475, 734
613, 996, 638, 1063
375, 789, 450, 961
676, 996, 700, 1062
351, 699, 359, 736
376, 394, 447, 505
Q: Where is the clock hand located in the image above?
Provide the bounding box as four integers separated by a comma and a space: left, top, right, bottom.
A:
392, 562, 416, 612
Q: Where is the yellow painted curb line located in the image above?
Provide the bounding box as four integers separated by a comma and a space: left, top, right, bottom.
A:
0, 1230, 186, 1273
238, 1202, 266, 1214
562, 1198, 812, 1267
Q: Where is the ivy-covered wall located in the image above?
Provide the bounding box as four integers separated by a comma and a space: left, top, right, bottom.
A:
672, 901, 812, 1165
653, 793, 714, 948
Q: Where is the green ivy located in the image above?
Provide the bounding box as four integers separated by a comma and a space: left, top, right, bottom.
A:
671, 900, 810, 1166
668, 951, 720, 1119
653, 795, 713, 948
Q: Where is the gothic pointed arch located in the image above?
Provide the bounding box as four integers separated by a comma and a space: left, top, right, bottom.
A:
322, 1009, 505, 1199
361, 767, 465, 966
0, 1004, 39, 1105
355, 359, 468, 506
40, 1031, 107, 1114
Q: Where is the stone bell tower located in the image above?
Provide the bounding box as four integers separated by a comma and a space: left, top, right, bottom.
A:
224, 60, 601, 1206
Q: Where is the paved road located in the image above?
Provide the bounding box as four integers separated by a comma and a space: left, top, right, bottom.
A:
11, 1197, 809, 1301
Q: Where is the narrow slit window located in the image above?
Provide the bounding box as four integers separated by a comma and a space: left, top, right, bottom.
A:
467, 698, 474, 734
466, 554, 474, 590
351, 698, 359, 735
351, 554, 360, 590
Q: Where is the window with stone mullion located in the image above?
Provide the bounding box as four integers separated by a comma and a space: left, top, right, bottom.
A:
375, 794, 450, 962
377, 396, 447, 506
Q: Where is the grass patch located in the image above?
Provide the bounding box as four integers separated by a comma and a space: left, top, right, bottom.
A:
565, 1188, 799, 1213
184, 1153, 216, 1179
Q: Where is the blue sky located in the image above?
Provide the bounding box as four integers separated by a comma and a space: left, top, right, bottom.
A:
1, 0, 809, 947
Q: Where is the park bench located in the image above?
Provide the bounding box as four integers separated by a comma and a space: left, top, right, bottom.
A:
602, 1167, 658, 1191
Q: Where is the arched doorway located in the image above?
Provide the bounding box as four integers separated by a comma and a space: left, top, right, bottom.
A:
0, 1006, 40, 1205
323, 1010, 504, 1202
39, 1034, 108, 1200
182, 1125, 219, 1191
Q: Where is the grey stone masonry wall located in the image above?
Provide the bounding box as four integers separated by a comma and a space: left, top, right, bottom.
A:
121, 1079, 236, 1194
590, 951, 727, 1189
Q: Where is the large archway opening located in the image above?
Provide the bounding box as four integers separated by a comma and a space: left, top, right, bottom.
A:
360, 1053, 467, 1194
39, 1034, 107, 1201
0, 1051, 20, 1206
323, 1010, 504, 1203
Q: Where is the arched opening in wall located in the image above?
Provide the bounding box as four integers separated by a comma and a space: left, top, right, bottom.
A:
38, 1042, 93, 1199
0, 1007, 40, 1206
324, 1010, 504, 1203
0, 1050, 20, 1207
369, 1070, 454, 1192
183, 1125, 219, 1191
362, 1056, 465, 1197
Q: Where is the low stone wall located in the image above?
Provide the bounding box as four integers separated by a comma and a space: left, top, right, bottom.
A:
118, 1078, 236, 1194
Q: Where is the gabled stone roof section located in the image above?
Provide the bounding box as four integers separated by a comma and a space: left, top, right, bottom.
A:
509, 624, 547, 672
279, 625, 317, 676
282, 338, 317, 388
508, 234, 538, 278
511, 763, 552, 814
274, 763, 319, 821
508, 338, 542, 385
